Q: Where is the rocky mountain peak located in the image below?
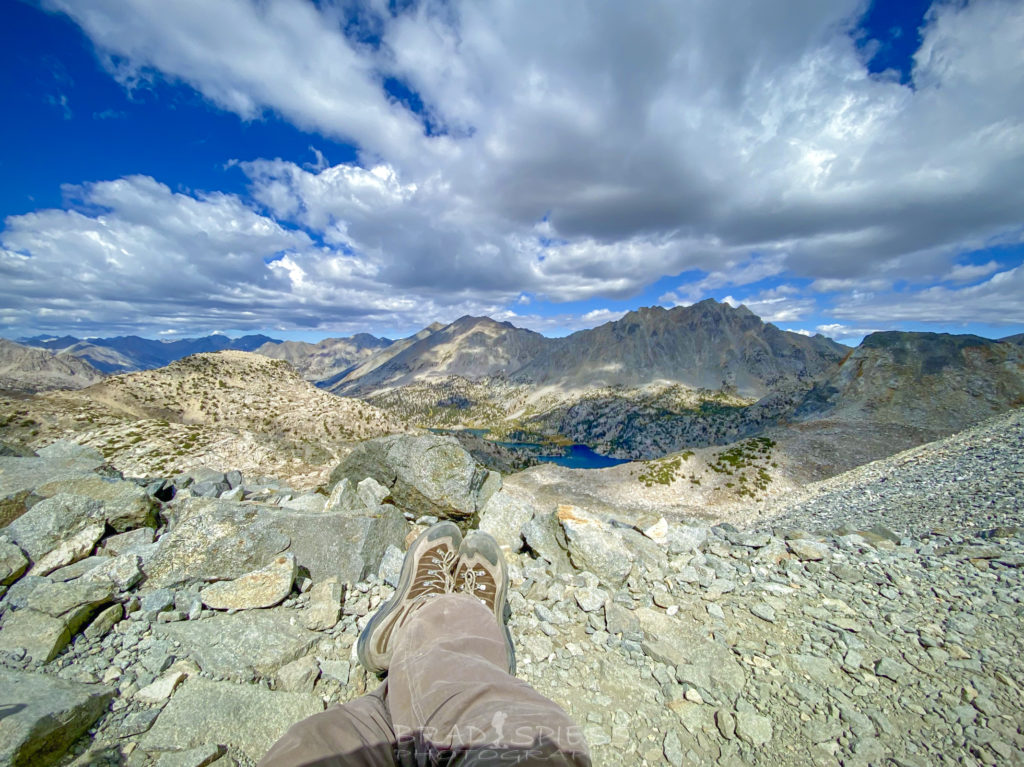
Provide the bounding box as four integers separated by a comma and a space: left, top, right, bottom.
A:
0, 339, 104, 392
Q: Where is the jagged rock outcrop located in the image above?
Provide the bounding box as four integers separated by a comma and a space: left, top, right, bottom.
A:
328, 433, 501, 521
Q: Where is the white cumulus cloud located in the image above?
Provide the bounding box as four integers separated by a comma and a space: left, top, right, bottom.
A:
9, 0, 1024, 335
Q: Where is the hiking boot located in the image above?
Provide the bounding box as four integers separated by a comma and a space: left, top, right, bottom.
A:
357, 521, 462, 674
454, 530, 516, 674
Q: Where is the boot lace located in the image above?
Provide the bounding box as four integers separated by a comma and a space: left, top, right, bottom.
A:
425, 548, 459, 593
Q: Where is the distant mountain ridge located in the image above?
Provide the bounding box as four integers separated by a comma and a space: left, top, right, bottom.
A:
514, 302, 846, 395
0, 339, 104, 392
331, 316, 548, 394
17, 333, 284, 373
254, 334, 394, 383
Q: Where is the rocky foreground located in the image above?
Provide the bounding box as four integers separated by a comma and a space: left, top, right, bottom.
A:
0, 419, 1021, 767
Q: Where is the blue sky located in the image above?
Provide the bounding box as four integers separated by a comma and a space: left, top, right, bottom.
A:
1, 0, 1023, 346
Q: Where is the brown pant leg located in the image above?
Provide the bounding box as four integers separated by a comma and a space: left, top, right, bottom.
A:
387, 593, 591, 766
257, 683, 397, 767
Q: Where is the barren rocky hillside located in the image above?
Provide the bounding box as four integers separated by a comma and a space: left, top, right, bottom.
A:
0, 351, 407, 488
0, 339, 103, 393
254, 335, 392, 383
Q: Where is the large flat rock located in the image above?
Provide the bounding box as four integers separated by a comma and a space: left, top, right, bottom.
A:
150, 609, 319, 680
142, 500, 291, 589
140, 678, 322, 762
0, 581, 115, 662
270, 504, 408, 583
33, 476, 157, 532
0, 454, 98, 528
556, 505, 634, 587
144, 498, 406, 588
0, 669, 113, 767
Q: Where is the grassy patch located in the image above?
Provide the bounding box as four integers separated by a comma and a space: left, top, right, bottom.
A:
636, 451, 693, 487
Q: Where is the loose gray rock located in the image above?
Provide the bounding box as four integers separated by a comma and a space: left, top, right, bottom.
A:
33, 476, 157, 532
735, 711, 773, 746
786, 539, 829, 561
155, 744, 226, 767
478, 488, 533, 551
151, 610, 319, 680
574, 586, 608, 613
0, 669, 113, 767
318, 659, 350, 685
522, 510, 573, 573
4, 494, 105, 563
874, 657, 910, 682
663, 729, 684, 767
377, 545, 404, 588
280, 493, 328, 513
0, 449, 101, 527
557, 505, 634, 587
140, 678, 323, 762
140, 499, 291, 589
84, 602, 123, 641
301, 578, 342, 631
81, 553, 143, 592
199, 553, 296, 611
0, 535, 29, 585
100, 527, 155, 557
276, 655, 320, 694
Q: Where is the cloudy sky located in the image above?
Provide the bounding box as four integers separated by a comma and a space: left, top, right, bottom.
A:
1, 0, 1022, 344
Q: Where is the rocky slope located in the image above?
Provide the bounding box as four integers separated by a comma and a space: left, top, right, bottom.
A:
794, 331, 1024, 433
0, 351, 407, 489
762, 407, 1024, 536
0, 426, 1020, 767
332, 316, 549, 395
0, 339, 104, 393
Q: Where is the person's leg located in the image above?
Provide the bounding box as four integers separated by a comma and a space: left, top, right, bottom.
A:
387, 596, 591, 765
257, 683, 398, 767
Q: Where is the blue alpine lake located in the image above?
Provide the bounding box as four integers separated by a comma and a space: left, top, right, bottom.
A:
534, 444, 630, 470
429, 428, 629, 469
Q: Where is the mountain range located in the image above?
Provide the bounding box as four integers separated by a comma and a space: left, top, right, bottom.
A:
329, 300, 847, 398
17, 333, 285, 373
6, 299, 1024, 478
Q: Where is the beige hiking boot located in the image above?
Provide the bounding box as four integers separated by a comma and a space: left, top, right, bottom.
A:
357, 521, 462, 674
454, 530, 516, 674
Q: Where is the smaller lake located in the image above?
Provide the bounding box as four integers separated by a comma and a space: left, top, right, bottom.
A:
431, 428, 630, 469
535, 444, 630, 470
